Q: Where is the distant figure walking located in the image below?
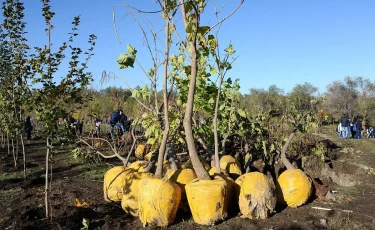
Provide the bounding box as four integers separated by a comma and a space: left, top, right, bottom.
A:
356, 118, 362, 139
24, 116, 33, 140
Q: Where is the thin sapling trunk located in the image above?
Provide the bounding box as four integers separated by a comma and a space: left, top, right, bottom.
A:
180, 0, 210, 180
155, 7, 171, 178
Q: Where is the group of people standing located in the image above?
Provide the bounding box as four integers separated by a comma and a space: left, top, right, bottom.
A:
337, 115, 363, 139
23, 108, 132, 141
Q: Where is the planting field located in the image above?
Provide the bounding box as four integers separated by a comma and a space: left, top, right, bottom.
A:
1, 127, 374, 230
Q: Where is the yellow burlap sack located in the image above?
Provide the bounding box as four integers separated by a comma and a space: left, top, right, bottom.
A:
220, 155, 242, 179
103, 166, 133, 202
138, 178, 181, 227
235, 172, 276, 219
121, 171, 153, 216
162, 163, 176, 179
208, 171, 236, 214
129, 161, 149, 172
182, 157, 211, 171
277, 169, 312, 208
135, 144, 146, 159
186, 177, 227, 225
144, 151, 153, 161
169, 169, 197, 199
208, 167, 228, 176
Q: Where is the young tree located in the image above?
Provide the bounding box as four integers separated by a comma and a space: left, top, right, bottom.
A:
29, 0, 97, 217
0, 0, 32, 177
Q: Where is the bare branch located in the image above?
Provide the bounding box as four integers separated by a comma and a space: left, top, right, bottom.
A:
112, 8, 122, 44
207, 0, 244, 34
77, 137, 127, 164
115, 1, 192, 15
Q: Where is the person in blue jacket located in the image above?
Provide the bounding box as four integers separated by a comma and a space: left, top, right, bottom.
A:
110, 109, 124, 139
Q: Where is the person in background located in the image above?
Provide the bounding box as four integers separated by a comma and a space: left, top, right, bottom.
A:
341, 115, 350, 139
24, 116, 33, 140
110, 109, 124, 139
67, 115, 77, 136
120, 112, 128, 132
356, 118, 362, 139
337, 122, 342, 138
95, 118, 102, 137
351, 120, 356, 139
76, 119, 83, 136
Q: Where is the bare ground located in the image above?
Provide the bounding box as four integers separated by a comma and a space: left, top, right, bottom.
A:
0, 127, 375, 230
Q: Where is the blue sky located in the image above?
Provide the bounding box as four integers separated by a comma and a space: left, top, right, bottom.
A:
18, 0, 375, 94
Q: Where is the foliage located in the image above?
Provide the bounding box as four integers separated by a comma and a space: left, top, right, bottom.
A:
29, 2, 97, 140
72, 147, 102, 165
0, 0, 30, 140
323, 76, 375, 125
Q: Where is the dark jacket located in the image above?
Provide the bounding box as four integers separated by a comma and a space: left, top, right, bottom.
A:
110, 110, 121, 124
356, 119, 362, 131
24, 117, 32, 132
341, 117, 350, 127
68, 116, 76, 125
120, 114, 127, 125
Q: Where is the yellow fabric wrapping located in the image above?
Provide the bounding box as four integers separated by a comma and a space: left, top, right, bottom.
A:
220, 155, 242, 179
121, 171, 153, 216
182, 157, 211, 171
163, 163, 177, 179
135, 144, 146, 159
235, 172, 276, 219
144, 151, 153, 161
208, 167, 228, 176
277, 169, 312, 208
103, 166, 133, 202
129, 161, 148, 172
208, 171, 236, 214
169, 169, 197, 199
186, 177, 227, 225
138, 178, 181, 227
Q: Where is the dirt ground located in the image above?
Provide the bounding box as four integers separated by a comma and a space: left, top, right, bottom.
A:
1, 127, 375, 230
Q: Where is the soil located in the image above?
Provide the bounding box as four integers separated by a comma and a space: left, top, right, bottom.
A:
1, 127, 375, 230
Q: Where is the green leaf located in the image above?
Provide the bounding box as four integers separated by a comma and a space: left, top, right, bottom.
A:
224, 44, 235, 55
127, 44, 137, 55
117, 54, 135, 69
238, 109, 246, 118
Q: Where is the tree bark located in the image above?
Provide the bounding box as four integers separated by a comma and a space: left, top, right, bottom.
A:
45, 138, 50, 218
213, 70, 224, 173
180, 0, 210, 180
20, 134, 26, 178
7, 132, 10, 155
12, 139, 16, 168
155, 5, 171, 178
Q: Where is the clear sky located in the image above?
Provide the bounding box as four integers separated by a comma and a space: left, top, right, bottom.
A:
18, 0, 375, 94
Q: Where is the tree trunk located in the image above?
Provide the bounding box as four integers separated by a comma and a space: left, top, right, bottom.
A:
213, 70, 224, 173
20, 134, 26, 178
166, 142, 178, 171
180, 0, 210, 180
155, 9, 171, 178
7, 132, 10, 155
45, 138, 50, 218
280, 131, 296, 170
12, 139, 17, 168
16, 138, 19, 162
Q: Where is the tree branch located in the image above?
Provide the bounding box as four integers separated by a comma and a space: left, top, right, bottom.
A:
207, 0, 244, 34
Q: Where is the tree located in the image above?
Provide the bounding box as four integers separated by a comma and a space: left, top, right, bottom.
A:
289, 82, 318, 112
28, 0, 97, 217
